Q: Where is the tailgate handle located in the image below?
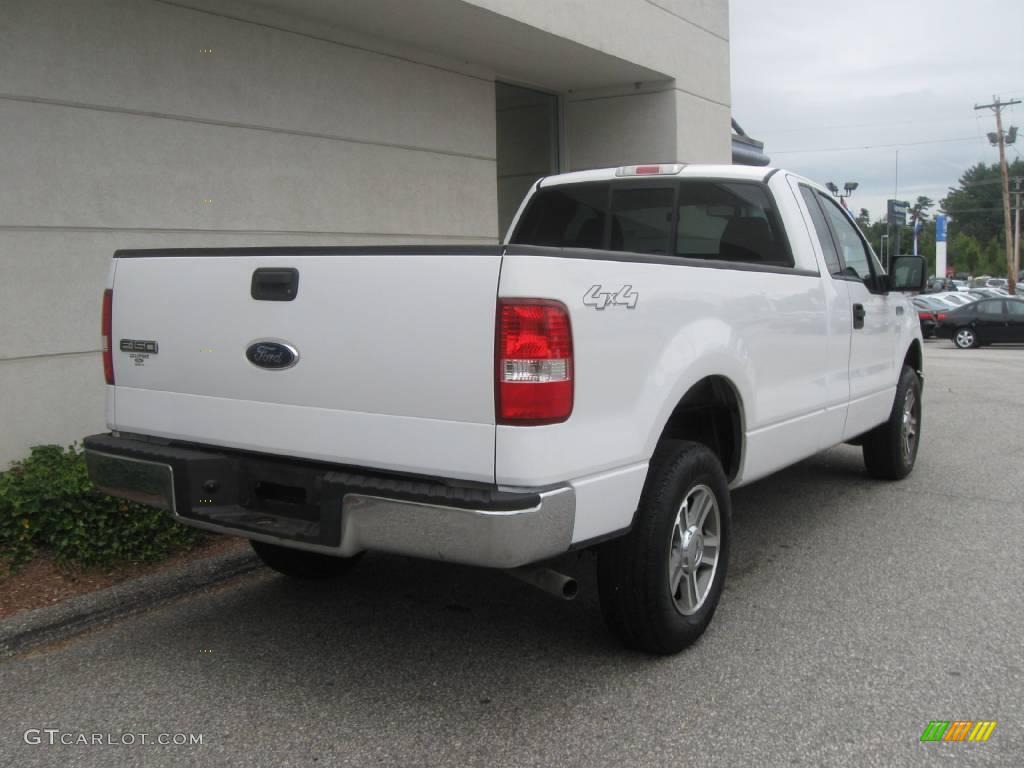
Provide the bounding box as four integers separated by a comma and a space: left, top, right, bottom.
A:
251, 268, 299, 301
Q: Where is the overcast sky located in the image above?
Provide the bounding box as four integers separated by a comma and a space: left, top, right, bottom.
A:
730, 0, 1024, 223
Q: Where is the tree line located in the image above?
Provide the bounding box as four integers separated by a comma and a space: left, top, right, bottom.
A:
854, 158, 1024, 278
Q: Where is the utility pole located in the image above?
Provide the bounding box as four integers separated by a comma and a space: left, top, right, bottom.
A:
1014, 178, 1022, 288
975, 95, 1020, 294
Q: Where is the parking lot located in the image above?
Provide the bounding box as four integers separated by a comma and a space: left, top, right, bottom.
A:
2, 341, 1022, 767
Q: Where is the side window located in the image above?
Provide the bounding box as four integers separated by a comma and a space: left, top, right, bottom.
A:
977, 300, 1004, 315
609, 187, 674, 254
817, 192, 873, 283
1006, 301, 1024, 316
677, 182, 792, 266
510, 182, 609, 248
799, 185, 842, 274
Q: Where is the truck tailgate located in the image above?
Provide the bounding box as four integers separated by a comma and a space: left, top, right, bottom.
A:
108, 247, 501, 483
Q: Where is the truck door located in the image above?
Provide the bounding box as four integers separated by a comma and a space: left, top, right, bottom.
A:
793, 181, 852, 450
811, 191, 898, 439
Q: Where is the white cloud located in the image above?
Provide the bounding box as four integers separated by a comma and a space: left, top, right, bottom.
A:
730, 0, 1024, 220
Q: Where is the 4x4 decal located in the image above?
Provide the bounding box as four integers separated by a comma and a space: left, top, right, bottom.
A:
583, 285, 639, 310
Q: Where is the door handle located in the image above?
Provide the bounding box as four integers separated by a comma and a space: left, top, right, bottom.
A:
853, 303, 866, 330
251, 268, 299, 301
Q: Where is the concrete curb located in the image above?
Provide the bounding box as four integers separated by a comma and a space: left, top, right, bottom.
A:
0, 548, 262, 658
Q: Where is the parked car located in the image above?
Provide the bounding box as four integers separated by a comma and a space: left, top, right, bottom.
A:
966, 288, 1005, 300
926, 276, 958, 293
936, 297, 1024, 348
911, 300, 938, 338
932, 292, 973, 307
82, 163, 927, 654
915, 295, 957, 310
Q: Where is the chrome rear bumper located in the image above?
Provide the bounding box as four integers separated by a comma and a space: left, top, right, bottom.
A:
84, 435, 574, 569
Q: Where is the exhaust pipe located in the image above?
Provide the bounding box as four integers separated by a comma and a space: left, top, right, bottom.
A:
506, 565, 578, 600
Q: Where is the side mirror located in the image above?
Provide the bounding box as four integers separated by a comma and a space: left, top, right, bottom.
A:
889, 255, 927, 293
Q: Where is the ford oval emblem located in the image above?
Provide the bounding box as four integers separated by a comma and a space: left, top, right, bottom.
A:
246, 341, 299, 370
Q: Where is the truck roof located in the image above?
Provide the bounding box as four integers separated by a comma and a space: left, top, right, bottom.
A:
537, 164, 779, 188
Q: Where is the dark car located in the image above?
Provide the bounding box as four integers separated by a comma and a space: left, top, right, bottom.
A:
911, 297, 939, 338
935, 297, 1024, 348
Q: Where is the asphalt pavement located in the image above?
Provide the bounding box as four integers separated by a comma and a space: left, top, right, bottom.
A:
2, 340, 1022, 767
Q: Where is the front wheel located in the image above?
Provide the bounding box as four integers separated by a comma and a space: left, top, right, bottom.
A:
862, 364, 922, 480
597, 440, 731, 655
250, 540, 363, 580
953, 327, 977, 349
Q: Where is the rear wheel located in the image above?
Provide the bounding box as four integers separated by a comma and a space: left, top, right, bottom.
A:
250, 540, 362, 580
597, 440, 731, 655
862, 364, 922, 480
953, 327, 977, 349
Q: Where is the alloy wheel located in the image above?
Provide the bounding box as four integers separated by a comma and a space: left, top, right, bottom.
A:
668, 484, 721, 616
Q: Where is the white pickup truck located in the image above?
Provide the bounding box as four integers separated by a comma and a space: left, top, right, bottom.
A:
85, 164, 926, 654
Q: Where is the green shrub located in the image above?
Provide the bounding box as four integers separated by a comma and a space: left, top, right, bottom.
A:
0, 444, 204, 574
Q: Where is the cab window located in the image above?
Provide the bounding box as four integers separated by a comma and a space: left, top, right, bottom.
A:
816, 193, 874, 283
799, 185, 842, 274
510, 182, 609, 248
609, 187, 674, 254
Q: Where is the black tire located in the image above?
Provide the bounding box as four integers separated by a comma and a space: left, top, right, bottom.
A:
597, 440, 731, 655
953, 327, 978, 349
250, 539, 363, 580
862, 364, 922, 481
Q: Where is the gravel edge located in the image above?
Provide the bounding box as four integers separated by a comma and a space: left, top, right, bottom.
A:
0, 548, 262, 658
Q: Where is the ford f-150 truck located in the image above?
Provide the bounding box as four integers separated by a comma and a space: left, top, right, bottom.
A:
84, 164, 926, 654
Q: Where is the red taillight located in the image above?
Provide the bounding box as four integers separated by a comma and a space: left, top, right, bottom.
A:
634, 165, 661, 175
917, 311, 931, 320
496, 299, 573, 425
936, 312, 947, 322
102, 288, 114, 385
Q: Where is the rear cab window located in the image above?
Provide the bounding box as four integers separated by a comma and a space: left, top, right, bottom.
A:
511, 179, 794, 268
511, 182, 609, 249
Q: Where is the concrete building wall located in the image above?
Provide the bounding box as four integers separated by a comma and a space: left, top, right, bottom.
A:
463, 0, 730, 104
0, 0, 498, 467
0, 0, 731, 467
495, 84, 558, 237
564, 86, 680, 171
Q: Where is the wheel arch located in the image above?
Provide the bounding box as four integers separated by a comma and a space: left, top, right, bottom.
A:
655, 375, 745, 483
903, 339, 923, 379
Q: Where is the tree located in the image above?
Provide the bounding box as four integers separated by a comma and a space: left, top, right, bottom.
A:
981, 238, 1004, 275
951, 232, 981, 276
856, 208, 871, 230
909, 196, 934, 228
942, 159, 1024, 244
916, 220, 936, 275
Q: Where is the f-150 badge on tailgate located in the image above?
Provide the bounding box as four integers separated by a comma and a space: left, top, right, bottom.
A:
120, 339, 158, 367
120, 339, 158, 353
246, 341, 299, 370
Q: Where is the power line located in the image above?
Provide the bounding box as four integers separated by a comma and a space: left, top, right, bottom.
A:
772, 136, 979, 155
758, 115, 981, 136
